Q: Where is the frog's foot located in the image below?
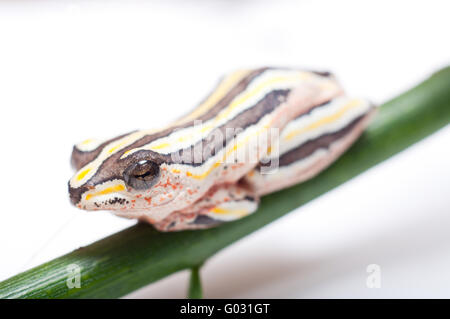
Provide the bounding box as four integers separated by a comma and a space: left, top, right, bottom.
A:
149, 184, 259, 231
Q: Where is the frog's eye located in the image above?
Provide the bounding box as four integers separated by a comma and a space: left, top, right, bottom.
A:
123, 160, 160, 190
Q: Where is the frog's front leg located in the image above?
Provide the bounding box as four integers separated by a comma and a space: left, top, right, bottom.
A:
149, 184, 259, 231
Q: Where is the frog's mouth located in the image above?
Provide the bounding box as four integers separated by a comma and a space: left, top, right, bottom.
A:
75, 174, 190, 212
136, 190, 181, 210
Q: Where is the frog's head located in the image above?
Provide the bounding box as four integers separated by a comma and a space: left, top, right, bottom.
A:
68, 132, 184, 213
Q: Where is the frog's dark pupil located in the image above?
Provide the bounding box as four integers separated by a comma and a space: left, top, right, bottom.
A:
124, 160, 160, 190
134, 171, 152, 179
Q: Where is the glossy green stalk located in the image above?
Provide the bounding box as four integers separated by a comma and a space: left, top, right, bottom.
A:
1, 66, 449, 299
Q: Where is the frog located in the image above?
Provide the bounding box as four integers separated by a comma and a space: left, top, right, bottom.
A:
69, 67, 375, 231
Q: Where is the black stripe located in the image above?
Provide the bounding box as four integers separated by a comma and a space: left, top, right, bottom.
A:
169, 89, 291, 166
71, 131, 135, 170
259, 114, 366, 169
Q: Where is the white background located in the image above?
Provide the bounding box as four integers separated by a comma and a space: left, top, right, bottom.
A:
0, 0, 449, 298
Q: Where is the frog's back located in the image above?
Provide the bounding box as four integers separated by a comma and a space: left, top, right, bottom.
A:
68, 67, 370, 231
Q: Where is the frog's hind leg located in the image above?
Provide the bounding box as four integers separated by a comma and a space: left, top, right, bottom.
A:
244, 96, 377, 196
152, 184, 259, 231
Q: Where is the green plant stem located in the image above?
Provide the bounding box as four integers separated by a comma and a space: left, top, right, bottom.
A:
1, 66, 449, 299
188, 266, 203, 299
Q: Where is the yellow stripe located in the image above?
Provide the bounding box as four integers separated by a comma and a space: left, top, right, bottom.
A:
188, 161, 222, 180
174, 69, 252, 125
107, 140, 129, 154
85, 184, 126, 201
76, 167, 91, 181
150, 142, 171, 150
214, 74, 305, 123
209, 207, 248, 217
80, 138, 94, 145
210, 207, 228, 214
284, 99, 362, 141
